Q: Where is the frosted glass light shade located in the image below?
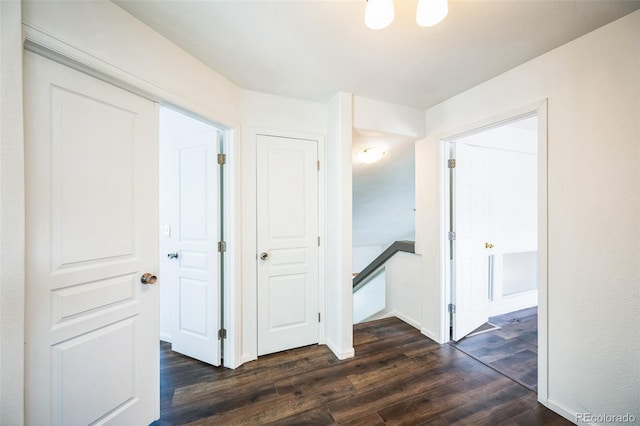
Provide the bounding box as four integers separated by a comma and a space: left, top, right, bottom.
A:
359, 147, 386, 164
416, 0, 448, 27
365, 0, 394, 30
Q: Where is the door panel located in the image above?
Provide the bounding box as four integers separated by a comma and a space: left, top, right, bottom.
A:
159, 107, 220, 365
24, 51, 158, 425
257, 135, 319, 356
452, 142, 490, 341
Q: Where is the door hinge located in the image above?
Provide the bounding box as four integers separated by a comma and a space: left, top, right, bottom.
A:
448, 159, 456, 168
448, 231, 456, 241
448, 303, 456, 313
218, 241, 227, 252
318, 236, 320, 246
318, 313, 321, 323
217, 153, 226, 165
218, 328, 227, 340
317, 160, 320, 171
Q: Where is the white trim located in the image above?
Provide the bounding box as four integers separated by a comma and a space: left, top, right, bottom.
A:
245, 126, 327, 359
317, 134, 327, 345
384, 312, 422, 331
325, 338, 355, 360
437, 100, 549, 399
543, 399, 579, 424
222, 127, 243, 369
439, 140, 451, 344
21, 23, 243, 368
420, 327, 441, 343
22, 24, 237, 128
536, 99, 549, 403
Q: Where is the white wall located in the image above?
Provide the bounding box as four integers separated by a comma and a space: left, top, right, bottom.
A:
353, 252, 422, 328
23, 0, 243, 124
384, 252, 422, 328
416, 10, 640, 420
353, 245, 382, 273
0, 1, 25, 424
242, 90, 327, 135
353, 96, 425, 137
353, 270, 385, 323
326, 92, 355, 359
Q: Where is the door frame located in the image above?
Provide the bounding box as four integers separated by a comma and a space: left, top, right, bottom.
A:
439, 100, 549, 401
21, 26, 242, 369
244, 126, 326, 363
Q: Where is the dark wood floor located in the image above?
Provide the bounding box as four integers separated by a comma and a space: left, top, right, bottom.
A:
451, 307, 538, 391
152, 317, 570, 425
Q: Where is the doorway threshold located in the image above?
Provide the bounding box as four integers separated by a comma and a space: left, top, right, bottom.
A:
449, 307, 538, 392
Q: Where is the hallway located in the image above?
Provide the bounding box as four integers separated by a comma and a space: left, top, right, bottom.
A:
153, 316, 567, 425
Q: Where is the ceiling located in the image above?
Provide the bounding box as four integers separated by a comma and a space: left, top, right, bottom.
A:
114, 0, 639, 109
114, 0, 638, 251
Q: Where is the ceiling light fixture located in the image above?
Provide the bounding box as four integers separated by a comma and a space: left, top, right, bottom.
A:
364, 0, 448, 30
365, 0, 395, 30
359, 147, 386, 164
416, 0, 449, 27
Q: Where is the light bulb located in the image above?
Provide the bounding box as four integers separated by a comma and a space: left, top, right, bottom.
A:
416, 0, 448, 27
365, 0, 394, 30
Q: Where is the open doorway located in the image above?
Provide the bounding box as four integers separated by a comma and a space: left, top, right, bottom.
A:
446, 114, 539, 391
351, 130, 418, 324
158, 106, 226, 366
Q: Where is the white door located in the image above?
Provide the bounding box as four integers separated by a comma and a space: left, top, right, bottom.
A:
452, 142, 491, 340
159, 107, 221, 365
256, 135, 320, 356
24, 52, 158, 425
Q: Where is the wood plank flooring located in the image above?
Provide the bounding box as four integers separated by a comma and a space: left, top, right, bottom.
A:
451, 307, 538, 391
152, 317, 570, 425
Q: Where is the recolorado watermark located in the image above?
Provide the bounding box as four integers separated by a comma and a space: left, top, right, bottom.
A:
576, 413, 637, 424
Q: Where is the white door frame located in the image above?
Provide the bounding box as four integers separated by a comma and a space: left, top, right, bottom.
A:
22, 26, 242, 369
243, 126, 326, 364
439, 100, 548, 401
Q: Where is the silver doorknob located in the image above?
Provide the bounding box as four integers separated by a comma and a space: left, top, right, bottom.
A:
260, 252, 269, 261
167, 252, 179, 259
141, 273, 158, 285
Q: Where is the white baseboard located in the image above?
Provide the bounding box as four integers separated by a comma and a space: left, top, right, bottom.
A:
382, 311, 421, 331
421, 327, 444, 344
541, 398, 579, 424
326, 338, 355, 360
237, 353, 257, 369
